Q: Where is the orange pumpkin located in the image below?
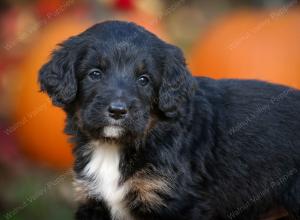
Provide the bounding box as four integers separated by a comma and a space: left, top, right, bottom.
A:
188, 9, 300, 89
13, 16, 91, 169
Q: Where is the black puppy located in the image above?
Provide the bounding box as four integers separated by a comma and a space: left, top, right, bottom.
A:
39, 21, 300, 220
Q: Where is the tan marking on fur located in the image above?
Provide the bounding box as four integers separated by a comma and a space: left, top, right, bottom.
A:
75, 110, 84, 130
73, 179, 89, 203
144, 115, 158, 135
128, 168, 171, 209
136, 63, 146, 74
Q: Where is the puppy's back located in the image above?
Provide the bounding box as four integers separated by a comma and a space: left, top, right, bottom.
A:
192, 77, 300, 216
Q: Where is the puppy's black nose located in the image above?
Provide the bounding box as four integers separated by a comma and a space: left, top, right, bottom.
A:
108, 102, 128, 119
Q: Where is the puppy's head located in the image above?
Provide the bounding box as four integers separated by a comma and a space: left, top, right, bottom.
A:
39, 21, 196, 141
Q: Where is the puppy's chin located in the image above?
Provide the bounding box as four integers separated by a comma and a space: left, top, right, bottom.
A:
102, 125, 124, 138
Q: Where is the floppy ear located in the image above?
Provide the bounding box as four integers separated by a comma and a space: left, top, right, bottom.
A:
38, 36, 84, 107
158, 45, 197, 118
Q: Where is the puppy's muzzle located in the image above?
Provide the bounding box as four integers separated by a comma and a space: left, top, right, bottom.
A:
108, 101, 128, 120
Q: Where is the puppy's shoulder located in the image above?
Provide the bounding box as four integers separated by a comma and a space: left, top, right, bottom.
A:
193, 76, 223, 101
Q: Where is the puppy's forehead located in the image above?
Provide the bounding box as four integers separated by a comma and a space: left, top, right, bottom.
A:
96, 41, 153, 67
114, 41, 136, 51
78, 21, 164, 73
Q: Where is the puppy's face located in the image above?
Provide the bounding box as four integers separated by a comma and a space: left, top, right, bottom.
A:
76, 43, 159, 139
39, 21, 195, 141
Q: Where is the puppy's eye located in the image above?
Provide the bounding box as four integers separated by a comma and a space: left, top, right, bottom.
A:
137, 75, 150, 86
88, 69, 103, 81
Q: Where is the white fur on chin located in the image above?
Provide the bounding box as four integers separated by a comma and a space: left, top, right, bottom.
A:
103, 126, 123, 138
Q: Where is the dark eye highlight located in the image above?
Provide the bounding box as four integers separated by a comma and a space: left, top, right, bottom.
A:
88, 69, 103, 81
137, 75, 150, 86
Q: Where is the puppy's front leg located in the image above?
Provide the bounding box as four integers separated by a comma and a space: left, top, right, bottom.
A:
75, 199, 111, 220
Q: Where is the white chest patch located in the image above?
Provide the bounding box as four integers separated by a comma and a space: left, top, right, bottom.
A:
83, 141, 132, 220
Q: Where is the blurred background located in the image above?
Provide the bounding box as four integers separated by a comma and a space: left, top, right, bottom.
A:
0, 0, 299, 219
